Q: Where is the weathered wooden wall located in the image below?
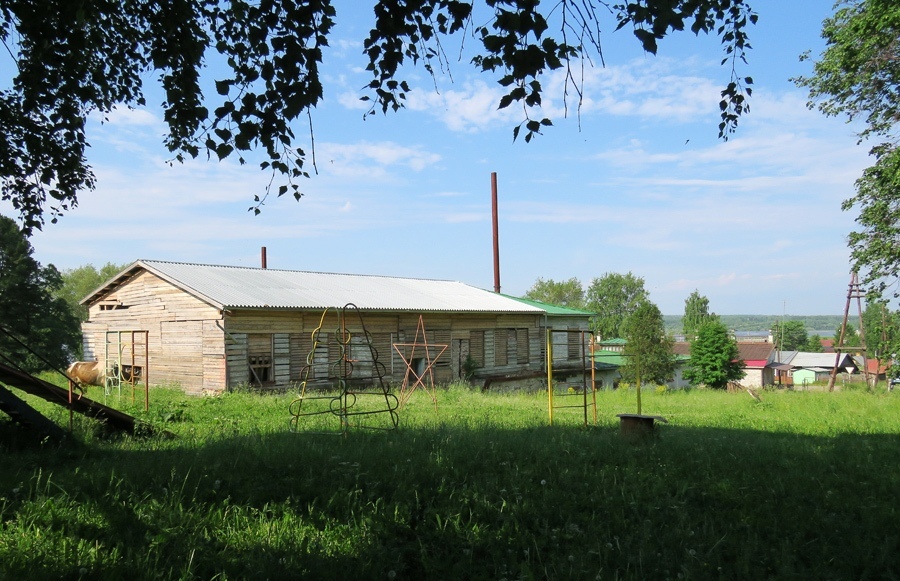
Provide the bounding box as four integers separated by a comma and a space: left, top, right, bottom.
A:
220, 310, 567, 389
82, 271, 224, 394
82, 271, 593, 393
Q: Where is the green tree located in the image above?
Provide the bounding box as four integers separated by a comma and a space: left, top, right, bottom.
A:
795, 1, 900, 297
861, 299, 900, 361
0, 215, 80, 372
682, 289, 712, 340
57, 262, 127, 323
683, 319, 744, 389
585, 272, 649, 340
523, 277, 584, 308
803, 334, 825, 353
621, 301, 675, 413
1, 1, 756, 234
835, 322, 862, 348
772, 320, 808, 352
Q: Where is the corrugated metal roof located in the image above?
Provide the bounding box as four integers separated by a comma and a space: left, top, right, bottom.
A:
788, 352, 854, 369
778, 350, 799, 364
90, 260, 547, 313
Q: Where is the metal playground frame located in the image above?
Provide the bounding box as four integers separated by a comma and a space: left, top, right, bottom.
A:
104, 330, 149, 411
289, 304, 399, 434
546, 329, 597, 426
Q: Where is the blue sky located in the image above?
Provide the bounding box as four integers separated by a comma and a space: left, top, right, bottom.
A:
2, 1, 874, 315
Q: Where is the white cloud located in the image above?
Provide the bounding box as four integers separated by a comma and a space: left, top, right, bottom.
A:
538, 57, 722, 122
94, 106, 161, 127
335, 56, 724, 134
318, 140, 441, 172
404, 80, 519, 133
337, 90, 371, 111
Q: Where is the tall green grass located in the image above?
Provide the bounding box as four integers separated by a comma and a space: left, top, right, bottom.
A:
2, 380, 899, 579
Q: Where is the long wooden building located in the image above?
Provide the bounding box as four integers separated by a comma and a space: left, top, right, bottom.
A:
80, 260, 594, 394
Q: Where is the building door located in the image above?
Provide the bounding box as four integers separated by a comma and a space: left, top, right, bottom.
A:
452, 338, 470, 380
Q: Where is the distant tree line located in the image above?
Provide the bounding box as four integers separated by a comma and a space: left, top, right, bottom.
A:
663, 314, 852, 334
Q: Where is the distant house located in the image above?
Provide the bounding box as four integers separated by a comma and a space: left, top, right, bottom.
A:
860, 357, 888, 381
737, 342, 777, 387
672, 341, 777, 388
79, 260, 594, 394
784, 352, 858, 386
773, 350, 798, 386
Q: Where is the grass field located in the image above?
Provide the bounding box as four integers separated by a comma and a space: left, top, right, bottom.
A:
2, 379, 899, 580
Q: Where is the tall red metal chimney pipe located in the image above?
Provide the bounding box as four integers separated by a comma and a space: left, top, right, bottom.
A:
491, 172, 500, 293
261, 246, 267, 269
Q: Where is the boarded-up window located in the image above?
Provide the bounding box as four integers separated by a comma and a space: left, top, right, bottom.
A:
517, 328, 530, 365
433, 329, 452, 382
328, 334, 344, 378
568, 329, 582, 360
507, 329, 517, 365
551, 331, 568, 362
248, 333, 273, 385
370, 332, 391, 379
452, 338, 470, 379
434, 330, 451, 371
290, 333, 312, 380
274, 333, 290, 385
494, 329, 508, 366
470, 331, 484, 367
312, 333, 329, 379
226, 332, 249, 385
569, 329, 590, 361
537, 329, 546, 366
350, 335, 373, 379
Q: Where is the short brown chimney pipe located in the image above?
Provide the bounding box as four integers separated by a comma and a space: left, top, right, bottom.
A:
261, 246, 267, 269
491, 172, 500, 294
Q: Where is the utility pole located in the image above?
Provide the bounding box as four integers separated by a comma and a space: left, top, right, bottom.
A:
828, 272, 870, 391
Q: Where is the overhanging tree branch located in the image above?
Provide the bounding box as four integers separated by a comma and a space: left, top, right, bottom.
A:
0, 0, 755, 235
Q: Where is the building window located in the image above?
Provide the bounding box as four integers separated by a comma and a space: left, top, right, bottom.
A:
568, 329, 582, 360
469, 331, 484, 367
551, 331, 568, 362
516, 328, 530, 365
406, 357, 425, 383
248, 333, 273, 385
494, 329, 508, 366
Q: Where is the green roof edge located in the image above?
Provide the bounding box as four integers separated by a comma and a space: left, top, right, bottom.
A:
503, 295, 597, 316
